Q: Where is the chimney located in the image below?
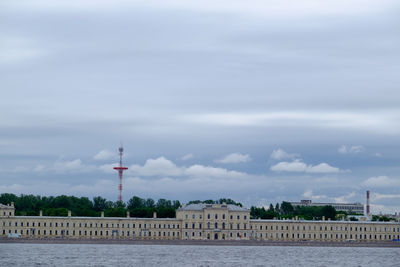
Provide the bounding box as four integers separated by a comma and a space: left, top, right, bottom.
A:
126, 211, 130, 218
366, 190, 370, 216
39, 210, 43, 216
101, 211, 104, 218
11, 202, 14, 207
322, 216, 325, 221
68, 210, 71, 217
153, 212, 157, 218
295, 216, 298, 221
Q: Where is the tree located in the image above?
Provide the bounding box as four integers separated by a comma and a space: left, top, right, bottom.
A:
93, 196, 108, 211
127, 196, 145, 210
269, 203, 274, 212
145, 198, 155, 208
156, 199, 172, 209
280, 201, 294, 215
275, 203, 280, 214
321, 205, 336, 220
172, 200, 181, 209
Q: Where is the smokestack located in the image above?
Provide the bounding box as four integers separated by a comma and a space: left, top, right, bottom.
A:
366, 190, 370, 215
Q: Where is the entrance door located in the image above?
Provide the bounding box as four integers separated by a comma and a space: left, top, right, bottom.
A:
214, 233, 218, 240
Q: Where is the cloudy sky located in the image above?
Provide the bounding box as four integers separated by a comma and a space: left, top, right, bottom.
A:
1, 0, 400, 214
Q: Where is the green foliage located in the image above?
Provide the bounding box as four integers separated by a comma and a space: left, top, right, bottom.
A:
280, 201, 294, 215
0, 193, 180, 218
250, 202, 338, 221
372, 215, 391, 222
187, 198, 243, 207
250, 206, 278, 219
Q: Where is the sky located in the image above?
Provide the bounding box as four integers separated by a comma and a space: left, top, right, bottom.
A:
1, 0, 400, 214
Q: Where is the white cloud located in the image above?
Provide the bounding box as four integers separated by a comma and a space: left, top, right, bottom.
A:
7, 0, 396, 19
183, 111, 400, 135
52, 159, 95, 173
94, 150, 116, 161
338, 145, 365, 154
363, 176, 400, 188
271, 160, 308, 172
270, 160, 341, 173
334, 192, 356, 203
185, 164, 246, 179
180, 153, 194, 161
270, 148, 298, 160
302, 190, 328, 201
33, 165, 45, 172
99, 163, 119, 174
129, 157, 183, 176
307, 163, 340, 173
372, 192, 400, 201
0, 36, 45, 65
127, 156, 248, 180
215, 153, 251, 164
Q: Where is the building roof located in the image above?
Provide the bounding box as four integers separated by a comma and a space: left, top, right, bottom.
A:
177, 203, 249, 212
0, 203, 13, 209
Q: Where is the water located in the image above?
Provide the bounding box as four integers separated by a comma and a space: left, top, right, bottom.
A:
0, 244, 399, 266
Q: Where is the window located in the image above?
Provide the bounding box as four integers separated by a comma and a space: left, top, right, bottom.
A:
215, 214, 218, 219
207, 214, 210, 219
192, 214, 195, 219
237, 215, 240, 220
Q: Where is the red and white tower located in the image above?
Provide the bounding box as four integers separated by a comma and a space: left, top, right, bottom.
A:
113, 146, 128, 202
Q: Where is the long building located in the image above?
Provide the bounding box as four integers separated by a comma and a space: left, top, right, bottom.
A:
1, 202, 399, 242
289, 200, 364, 214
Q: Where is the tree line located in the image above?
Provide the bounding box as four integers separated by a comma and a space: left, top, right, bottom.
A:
1, 193, 340, 220
250, 201, 338, 220
0, 193, 179, 218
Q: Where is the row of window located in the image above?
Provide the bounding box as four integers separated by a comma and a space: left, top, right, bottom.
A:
257, 232, 400, 241
184, 214, 247, 220
254, 224, 400, 232
1, 221, 179, 230
2, 229, 180, 238
184, 222, 248, 230
2, 211, 13, 216
184, 231, 247, 239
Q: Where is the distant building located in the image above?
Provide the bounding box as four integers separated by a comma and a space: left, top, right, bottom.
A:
289, 200, 364, 214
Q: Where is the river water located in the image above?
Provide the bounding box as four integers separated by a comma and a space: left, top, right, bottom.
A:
0, 243, 399, 266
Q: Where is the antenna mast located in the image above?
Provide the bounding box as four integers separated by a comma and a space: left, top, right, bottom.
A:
113, 145, 128, 202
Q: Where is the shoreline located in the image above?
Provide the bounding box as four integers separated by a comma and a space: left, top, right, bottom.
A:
1, 238, 400, 248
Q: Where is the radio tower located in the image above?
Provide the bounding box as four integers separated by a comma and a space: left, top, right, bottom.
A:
113, 146, 128, 202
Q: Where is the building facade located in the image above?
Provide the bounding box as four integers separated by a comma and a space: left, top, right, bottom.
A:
289, 200, 364, 214
1, 203, 399, 242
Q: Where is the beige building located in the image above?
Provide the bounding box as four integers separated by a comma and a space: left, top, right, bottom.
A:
1, 202, 399, 242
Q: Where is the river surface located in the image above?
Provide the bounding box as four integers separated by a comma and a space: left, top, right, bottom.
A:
0, 243, 399, 266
